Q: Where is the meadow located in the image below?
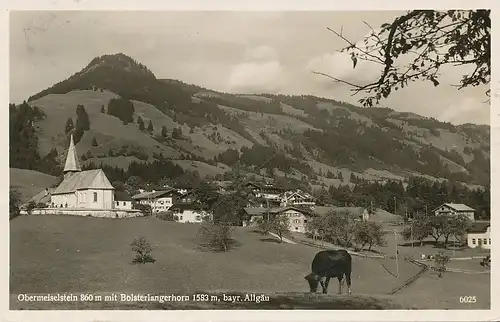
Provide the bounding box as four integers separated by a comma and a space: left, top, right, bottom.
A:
10, 215, 490, 310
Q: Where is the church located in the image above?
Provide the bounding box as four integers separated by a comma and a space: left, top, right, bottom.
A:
50, 133, 116, 209
25, 134, 142, 218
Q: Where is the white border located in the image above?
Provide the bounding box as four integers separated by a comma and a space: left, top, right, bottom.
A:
1, 1, 498, 321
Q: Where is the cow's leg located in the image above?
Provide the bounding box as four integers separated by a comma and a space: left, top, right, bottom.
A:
337, 276, 343, 295
323, 277, 331, 294
319, 277, 327, 294
345, 272, 352, 295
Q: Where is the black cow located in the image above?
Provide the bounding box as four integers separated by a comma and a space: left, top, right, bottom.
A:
304, 249, 352, 295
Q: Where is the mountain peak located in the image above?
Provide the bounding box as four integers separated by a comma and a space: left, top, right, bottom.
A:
81, 53, 156, 79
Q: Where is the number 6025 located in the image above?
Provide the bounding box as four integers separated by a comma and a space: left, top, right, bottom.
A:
459, 296, 476, 303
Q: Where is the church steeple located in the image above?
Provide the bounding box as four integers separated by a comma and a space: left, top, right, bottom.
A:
63, 133, 81, 179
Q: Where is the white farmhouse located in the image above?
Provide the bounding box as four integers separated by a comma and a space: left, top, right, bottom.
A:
132, 189, 181, 213
434, 203, 475, 221
50, 134, 115, 209
467, 221, 491, 249
114, 191, 133, 210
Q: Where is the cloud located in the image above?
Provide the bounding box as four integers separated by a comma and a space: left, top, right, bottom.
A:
438, 96, 490, 125
246, 45, 278, 62
306, 30, 382, 86
228, 60, 284, 93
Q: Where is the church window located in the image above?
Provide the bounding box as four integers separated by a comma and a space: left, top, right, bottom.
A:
123, 202, 126, 206
93, 192, 98, 202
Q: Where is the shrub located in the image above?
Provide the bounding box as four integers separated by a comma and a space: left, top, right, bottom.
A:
157, 211, 175, 221
133, 203, 152, 216
433, 252, 450, 277
9, 189, 22, 220
196, 221, 236, 252
130, 237, 155, 264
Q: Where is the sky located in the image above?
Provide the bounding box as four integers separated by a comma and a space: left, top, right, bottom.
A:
9, 10, 490, 125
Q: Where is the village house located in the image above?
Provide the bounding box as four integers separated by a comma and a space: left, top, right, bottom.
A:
243, 206, 314, 233
132, 189, 182, 214
280, 189, 316, 208
114, 191, 133, 210
169, 192, 212, 223
434, 203, 475, 221
244, 181, 285, 206
466, 221, 491, 249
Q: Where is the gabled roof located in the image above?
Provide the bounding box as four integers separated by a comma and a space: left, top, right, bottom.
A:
52, 169, 114, 195
467, 221, 490, 233
243, 206, 313, 217
282, 189, 315, 200
63, 133, 81, 173
23, 188, 54, 207
441, 203, 475, 212
115, 190, 133, 201
132, 189, 180, 200
314, 206, 367, 217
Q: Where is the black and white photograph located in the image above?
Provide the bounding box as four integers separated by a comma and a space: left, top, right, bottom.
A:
5, 2, 497, 320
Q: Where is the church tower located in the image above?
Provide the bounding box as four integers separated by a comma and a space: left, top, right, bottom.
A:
63, 133, 81, 179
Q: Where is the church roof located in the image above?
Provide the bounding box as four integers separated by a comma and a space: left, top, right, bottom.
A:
64, 133, 81, 173
52, 169, 114, 195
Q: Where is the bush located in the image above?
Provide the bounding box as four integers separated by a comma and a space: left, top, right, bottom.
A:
196, 221, 237, 252
133, 203, 152, 216
157, 211, 175, 221
130, 237, 155, 264
9, 189, 22, 220
433, 252, 450, 277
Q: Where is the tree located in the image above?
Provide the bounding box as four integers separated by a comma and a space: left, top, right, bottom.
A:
433, 251, 450, 277
107, 97, 135, 123
317, 10, 490, 107
137, 116, 145, 131
147, 120, 154, 133
161, 125, 168, 137
402, 217, 432, 246
130, 237, 155, 264
196, 221, 236, 252
429, 216, 447, 243
9, 189, 22, 220
353, 221, 386, 251
306, 210, 356, 247
270, 214, 291, 243
446, 215, 469, 247
91, 137, 98, 147
75, 104, 90, 131
256, 216, 272, 235
65, 117, 74, 133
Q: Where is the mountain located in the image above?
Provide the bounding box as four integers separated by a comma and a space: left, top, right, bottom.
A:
14, 53, 490, 190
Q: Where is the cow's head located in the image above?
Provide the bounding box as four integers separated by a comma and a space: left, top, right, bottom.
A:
304, 273, 320, 293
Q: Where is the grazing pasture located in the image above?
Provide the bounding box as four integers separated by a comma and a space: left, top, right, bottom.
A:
10, 215, 489, 309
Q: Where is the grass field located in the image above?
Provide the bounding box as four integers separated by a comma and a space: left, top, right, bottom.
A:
10, 215, 490, 310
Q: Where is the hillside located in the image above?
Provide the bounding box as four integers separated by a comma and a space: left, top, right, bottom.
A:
9, 168, 58, 202
14, 53, 489, 189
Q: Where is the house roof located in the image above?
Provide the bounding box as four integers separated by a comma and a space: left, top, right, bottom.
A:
52, 169, 114, 195
436, 203, 475, 212
23, 188, 54, 207
314, 206, 367, 217
282, 190, 315, 200
467, 221, 490, 233
115, 191, 133, 201
243, 206, 313, 217
132, 189, 180, 200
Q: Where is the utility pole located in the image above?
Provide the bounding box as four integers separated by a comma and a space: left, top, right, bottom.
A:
394, 197, 397, 216
394, 230, 399, 279
411, 223, 414, 248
